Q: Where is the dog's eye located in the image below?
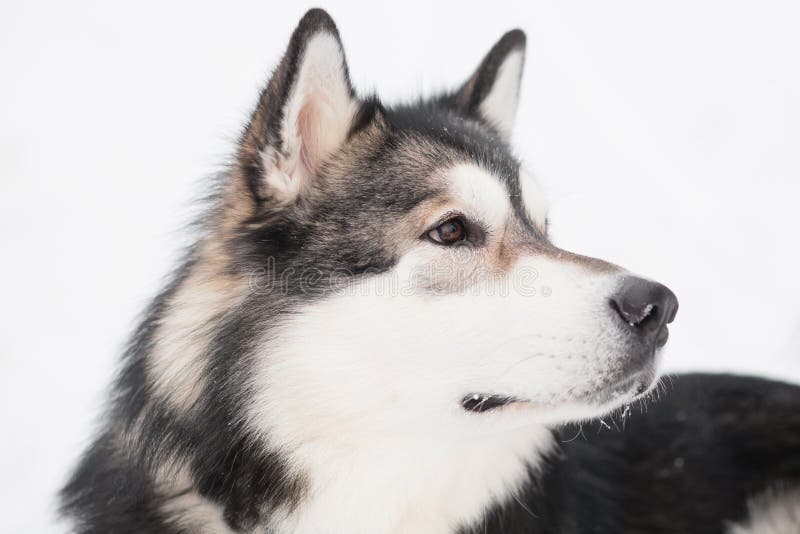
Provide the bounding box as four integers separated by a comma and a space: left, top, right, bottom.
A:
427, 217, 467, 245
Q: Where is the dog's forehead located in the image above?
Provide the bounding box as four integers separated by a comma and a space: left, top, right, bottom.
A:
318, 104, 548, 239
384, 104, 518, 176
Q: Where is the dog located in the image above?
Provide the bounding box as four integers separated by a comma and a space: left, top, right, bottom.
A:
61, 9, 800, 533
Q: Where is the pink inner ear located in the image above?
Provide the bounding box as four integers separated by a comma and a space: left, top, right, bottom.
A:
296, 91, 348, 178
279, 32, 357, 192
297, 97, 321, 176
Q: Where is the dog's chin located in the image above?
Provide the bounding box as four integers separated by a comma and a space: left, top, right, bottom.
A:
590, 365, 659, 409
540, 367, 660, 424
582, 343, 666, 412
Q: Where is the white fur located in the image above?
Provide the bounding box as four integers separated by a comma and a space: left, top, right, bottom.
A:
519, 167, 549, 232
728, 487, 800, 534
479, 50, 523, 139
262, 32, 358, 202
446, 163, 511, 231
244, 164, 644, 533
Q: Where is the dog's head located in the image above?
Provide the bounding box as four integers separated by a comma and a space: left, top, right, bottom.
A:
202, 10, 677, 442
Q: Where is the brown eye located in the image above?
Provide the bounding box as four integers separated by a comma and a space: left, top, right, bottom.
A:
427, 217, 467, 245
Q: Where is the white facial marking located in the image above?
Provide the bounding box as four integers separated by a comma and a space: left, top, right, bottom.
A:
519, 167, 549, 232
248, 253, 625, 532
446, 163, 511, 232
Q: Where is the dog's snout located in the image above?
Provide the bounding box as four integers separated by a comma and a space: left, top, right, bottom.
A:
610, 277, 678, 346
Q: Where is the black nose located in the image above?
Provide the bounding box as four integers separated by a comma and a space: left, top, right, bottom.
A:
610, 277, 678, 347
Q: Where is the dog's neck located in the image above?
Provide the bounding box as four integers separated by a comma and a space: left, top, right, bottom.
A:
266, 424, 554, 534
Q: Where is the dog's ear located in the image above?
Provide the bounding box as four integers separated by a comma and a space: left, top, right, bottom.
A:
449, 29, 526, 140
237, 9, 358, 205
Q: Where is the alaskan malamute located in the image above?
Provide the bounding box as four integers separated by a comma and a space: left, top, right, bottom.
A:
61, 9, 800, 533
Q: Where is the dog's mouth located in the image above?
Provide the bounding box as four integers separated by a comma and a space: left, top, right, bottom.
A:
461, 393, 526, 413
462, 369, 657, 415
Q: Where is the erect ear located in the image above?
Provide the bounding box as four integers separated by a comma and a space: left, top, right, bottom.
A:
237, 9, 359, 204
449, 29, 526, 140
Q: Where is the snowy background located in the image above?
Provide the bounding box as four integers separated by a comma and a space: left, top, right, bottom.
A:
2, 1, 799, 531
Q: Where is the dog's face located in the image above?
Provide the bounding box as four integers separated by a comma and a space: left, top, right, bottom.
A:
207, 11, 677, 446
